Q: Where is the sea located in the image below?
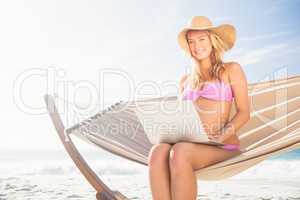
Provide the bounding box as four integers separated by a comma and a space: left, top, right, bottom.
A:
0, 148, 300, 200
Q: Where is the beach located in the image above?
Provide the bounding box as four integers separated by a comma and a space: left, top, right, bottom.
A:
1, 0, 300, 199
1, 149, 300, 200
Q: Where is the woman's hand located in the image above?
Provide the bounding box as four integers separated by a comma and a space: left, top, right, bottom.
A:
208, 123, 236, 143
207, 130, 223, 143
207, 130, 230, 144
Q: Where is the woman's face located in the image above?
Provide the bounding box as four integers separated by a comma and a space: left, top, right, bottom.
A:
186, 30, 213, 60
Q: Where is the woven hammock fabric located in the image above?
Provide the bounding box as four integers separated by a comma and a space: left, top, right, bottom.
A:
65, 75, 300, 180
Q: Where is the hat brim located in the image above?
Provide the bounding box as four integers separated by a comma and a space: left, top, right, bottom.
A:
178, 24, 236, 56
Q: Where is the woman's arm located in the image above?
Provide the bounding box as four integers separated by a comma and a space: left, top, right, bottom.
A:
179, 74, 189, 94
214, 62, 251, 143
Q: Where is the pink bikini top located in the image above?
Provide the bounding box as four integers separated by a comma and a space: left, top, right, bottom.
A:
181, 80, 234, 102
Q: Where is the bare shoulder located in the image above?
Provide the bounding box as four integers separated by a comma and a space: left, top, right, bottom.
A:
224, 62, 250, 114
223, 62, 248, 85
223, 61, 242, 73
179, 73, 190, 93
179, 74, 189, 84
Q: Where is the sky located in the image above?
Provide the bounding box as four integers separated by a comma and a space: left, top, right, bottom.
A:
0, 0, 300, 151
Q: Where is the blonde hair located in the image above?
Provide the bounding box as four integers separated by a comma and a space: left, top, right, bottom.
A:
187, 30, 229, 90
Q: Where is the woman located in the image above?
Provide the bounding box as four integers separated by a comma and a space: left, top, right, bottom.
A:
148, 16, 250, 200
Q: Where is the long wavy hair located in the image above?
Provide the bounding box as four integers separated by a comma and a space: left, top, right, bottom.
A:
187, 30, 228, 90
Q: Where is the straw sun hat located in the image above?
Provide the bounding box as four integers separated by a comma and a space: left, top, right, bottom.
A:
177, 16, 236, 56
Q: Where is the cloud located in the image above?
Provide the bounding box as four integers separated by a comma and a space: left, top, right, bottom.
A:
214, 16, 234, 23
263, 0, 287, 15
226, 43, 289, 65
239, 31, 291, 42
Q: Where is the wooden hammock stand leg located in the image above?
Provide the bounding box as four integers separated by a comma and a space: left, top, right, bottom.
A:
44, 95, 129, 200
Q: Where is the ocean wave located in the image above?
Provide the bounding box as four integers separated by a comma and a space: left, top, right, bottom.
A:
232, 160, 300, 180
1, 152, 300, 178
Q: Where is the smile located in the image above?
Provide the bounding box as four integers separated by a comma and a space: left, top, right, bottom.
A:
195, 49, 206, 54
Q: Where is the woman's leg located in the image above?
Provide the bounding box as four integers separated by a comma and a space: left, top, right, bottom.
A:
148, 143, 173, 200
169, 143, 197, 200
169, 142, 242, 200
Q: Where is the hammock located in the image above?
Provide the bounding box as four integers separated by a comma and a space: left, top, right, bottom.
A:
44, 74, 300, 200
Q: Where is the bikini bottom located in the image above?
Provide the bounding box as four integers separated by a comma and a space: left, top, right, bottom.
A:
220, 144, 240, 151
